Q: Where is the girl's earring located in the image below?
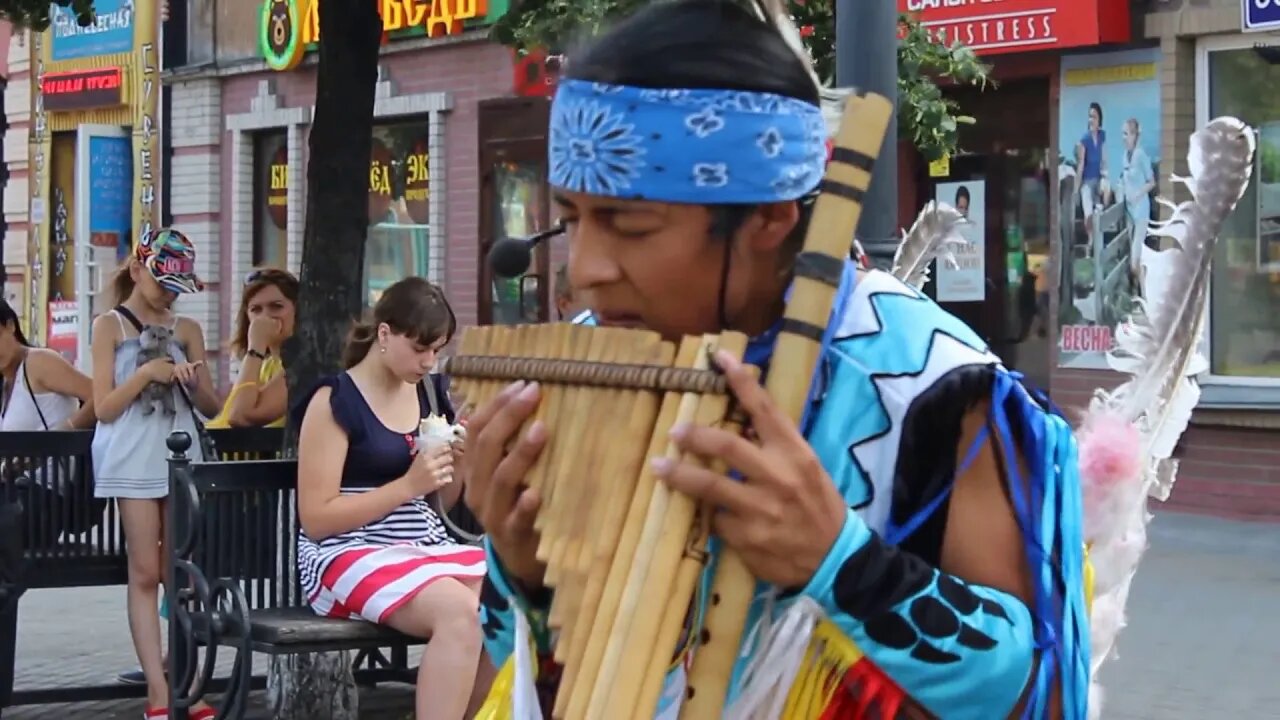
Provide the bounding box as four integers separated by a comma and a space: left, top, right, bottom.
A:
380, 345, 387, 354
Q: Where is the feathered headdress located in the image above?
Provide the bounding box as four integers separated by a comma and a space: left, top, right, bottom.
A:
1077, 117, 1255, 718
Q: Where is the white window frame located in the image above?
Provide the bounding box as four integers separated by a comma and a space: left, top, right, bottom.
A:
1194, 32, 1280, 404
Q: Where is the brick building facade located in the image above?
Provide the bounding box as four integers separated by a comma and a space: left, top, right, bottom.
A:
165, 35, 516, 385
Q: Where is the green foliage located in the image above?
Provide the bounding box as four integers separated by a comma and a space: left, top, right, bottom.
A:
0, 0, 98, 32
491, 1, 992, 161
894, 12, 991, 161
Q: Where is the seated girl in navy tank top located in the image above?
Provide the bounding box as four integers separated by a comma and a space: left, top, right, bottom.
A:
294, 277, 492, 720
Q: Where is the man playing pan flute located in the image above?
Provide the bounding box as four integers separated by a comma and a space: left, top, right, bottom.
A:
464, 1, 1090, 718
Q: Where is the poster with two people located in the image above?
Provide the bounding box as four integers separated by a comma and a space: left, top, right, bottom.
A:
1057, 48, 1161, 369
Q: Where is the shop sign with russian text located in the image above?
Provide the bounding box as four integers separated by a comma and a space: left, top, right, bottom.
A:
50, 0, 135, 61
41, 67, 125, 111
260, 0, 507, 71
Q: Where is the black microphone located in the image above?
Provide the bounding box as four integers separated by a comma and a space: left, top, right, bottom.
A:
488, 223, 565, 278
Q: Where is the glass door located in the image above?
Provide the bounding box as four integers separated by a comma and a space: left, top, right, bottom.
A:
921, 148, 1052, 390
923, 154, 1003, 349
488, 161, 548, 324
998, 147, 1052, 391
478, 97, 552, 324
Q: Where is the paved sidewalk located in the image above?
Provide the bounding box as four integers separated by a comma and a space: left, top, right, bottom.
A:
1097, 511, 1280, 719
4, 510, 1278, 718
5, 584, 415, 719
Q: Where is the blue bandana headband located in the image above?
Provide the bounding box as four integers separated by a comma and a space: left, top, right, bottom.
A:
548, 79, 828, 204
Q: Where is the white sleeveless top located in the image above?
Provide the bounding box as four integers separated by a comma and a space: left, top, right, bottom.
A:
0, 355, 78, 432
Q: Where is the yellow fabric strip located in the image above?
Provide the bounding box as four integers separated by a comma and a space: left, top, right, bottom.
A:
781, 617, 864, 719
474, 657, 517, 720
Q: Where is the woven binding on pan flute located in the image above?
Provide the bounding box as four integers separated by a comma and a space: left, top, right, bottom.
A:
440, 355, 729, 395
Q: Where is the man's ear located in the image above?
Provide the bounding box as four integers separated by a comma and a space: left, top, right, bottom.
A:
741, 201, 800, 254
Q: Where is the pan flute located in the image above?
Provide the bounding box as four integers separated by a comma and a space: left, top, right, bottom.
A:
444, 89, 893, 720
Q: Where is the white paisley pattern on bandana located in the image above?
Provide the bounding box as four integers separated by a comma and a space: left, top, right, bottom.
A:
548, 79, 828, 204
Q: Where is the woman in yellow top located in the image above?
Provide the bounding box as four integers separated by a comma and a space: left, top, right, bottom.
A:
208, 268, 298, 428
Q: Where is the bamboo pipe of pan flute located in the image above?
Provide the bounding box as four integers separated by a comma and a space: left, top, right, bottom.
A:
585, 331, 748, 720
560, 337, 699, 720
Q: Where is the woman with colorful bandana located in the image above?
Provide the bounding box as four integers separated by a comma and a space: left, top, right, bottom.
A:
91, 229, 222, 720
465, 2, 1090, 719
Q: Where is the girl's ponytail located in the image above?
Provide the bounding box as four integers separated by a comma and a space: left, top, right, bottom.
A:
342, 319, 376, 369
111, 262, 136, 307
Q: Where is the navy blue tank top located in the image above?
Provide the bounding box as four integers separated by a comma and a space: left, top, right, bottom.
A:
297, 373, 456, 490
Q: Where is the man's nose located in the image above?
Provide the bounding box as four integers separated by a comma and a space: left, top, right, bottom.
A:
568, 228, 622, 290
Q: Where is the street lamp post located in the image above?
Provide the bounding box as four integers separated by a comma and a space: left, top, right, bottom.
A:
836, 0, 899, 269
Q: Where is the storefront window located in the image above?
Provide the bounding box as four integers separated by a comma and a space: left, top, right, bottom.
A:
1206, 48, 1280, 379
364, 120, 432, 306
252, 130, 288, 268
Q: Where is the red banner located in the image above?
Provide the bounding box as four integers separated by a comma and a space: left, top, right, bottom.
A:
898, 0, 1130, 56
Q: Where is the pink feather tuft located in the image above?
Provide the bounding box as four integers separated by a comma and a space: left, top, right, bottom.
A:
1078, 412, 1143, 489
1078, 412, 1144, 543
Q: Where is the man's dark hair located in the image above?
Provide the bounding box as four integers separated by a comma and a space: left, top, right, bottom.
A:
564, 0, 820, 243
955, 186, 970, 205
564, 0, 819, 105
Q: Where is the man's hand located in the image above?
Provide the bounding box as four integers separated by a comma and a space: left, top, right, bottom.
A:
654, 350, 847, 589
462, 381, 548, 590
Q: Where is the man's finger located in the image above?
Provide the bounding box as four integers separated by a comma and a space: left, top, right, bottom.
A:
652, 455, 764, 515
469, 383, 540, 495
670, 424, 774, 485
711, 510, 770, 558
505, 487, 541, 538
487, 419, 547, 520
465, 381, 525, 439
713, 349, 795, 444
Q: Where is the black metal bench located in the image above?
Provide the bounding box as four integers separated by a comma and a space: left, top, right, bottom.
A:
0, 427, 286, 714
165, 431, 421, 719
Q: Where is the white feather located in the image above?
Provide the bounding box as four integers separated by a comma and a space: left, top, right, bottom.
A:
512, 610, 543, 720
1081, 117, 1255, 716
891, 201, 969, 289
723, 597, 822, 720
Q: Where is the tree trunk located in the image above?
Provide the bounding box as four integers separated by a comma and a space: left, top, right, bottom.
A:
273, 1, 383, 718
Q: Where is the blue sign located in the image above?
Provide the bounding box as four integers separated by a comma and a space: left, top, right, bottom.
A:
88, 135, 133, 261
49, 0, 135, 61
1245, 0, 1280, 31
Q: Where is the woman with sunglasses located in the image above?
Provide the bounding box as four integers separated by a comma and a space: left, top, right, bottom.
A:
207, 268, 298, 429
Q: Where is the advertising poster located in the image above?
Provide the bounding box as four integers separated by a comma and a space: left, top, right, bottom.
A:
47, 300, 77, 364
88, 135, 133, 260
1056, 47, 1161, 369
934, 180, 985, 302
